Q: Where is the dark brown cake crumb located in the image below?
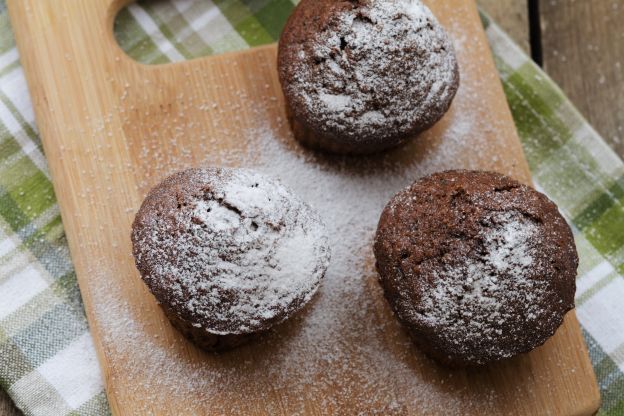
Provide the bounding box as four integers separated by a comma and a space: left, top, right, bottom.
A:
277, 0, 460, 154
374, 170, 577, 366
131, 168, 330, 351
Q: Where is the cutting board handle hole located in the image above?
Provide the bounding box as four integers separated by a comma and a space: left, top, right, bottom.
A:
112, 0, 280, 65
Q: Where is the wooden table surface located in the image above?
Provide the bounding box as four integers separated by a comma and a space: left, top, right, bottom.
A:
1, 0, 621, 415
480, 0, 624, 158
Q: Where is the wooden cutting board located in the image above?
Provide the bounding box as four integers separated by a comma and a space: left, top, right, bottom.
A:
7, 0, 601, 414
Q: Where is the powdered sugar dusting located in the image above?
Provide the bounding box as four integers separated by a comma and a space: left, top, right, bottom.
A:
318, 92, 352, 112
93, 129, 541, 413
286, 0, 458, 140
91, 67, 535, 416
414, 211, 549, 363
132, 168, 330, 335
485, 212, 536, 272
99, 130, 475, 413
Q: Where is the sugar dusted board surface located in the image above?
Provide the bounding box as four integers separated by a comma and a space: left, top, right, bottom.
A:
7, 0, 600, 415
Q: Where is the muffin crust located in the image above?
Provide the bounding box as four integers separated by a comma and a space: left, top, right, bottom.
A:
374, 170, 577, 366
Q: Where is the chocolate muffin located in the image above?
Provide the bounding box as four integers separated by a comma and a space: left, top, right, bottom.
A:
373, 170, 577, 366
277, 0, 459, 154
131, 168, 331, 351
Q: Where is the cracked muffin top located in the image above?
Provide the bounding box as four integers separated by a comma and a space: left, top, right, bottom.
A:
131, 168, 330, 336
374, 170, 577, 366
278, 0, 459, 153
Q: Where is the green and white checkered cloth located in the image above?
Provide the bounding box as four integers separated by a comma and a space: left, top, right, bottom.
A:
0, 1, 623, 415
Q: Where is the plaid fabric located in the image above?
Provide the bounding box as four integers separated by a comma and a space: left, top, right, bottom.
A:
0, 1, 623, 415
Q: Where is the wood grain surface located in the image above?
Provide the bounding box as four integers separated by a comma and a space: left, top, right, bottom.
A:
4, 0, 600, 415
478, 0, 530, 53
541, 0, 624, 158
0, 391, 19, 416
0, 3, 530, 414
